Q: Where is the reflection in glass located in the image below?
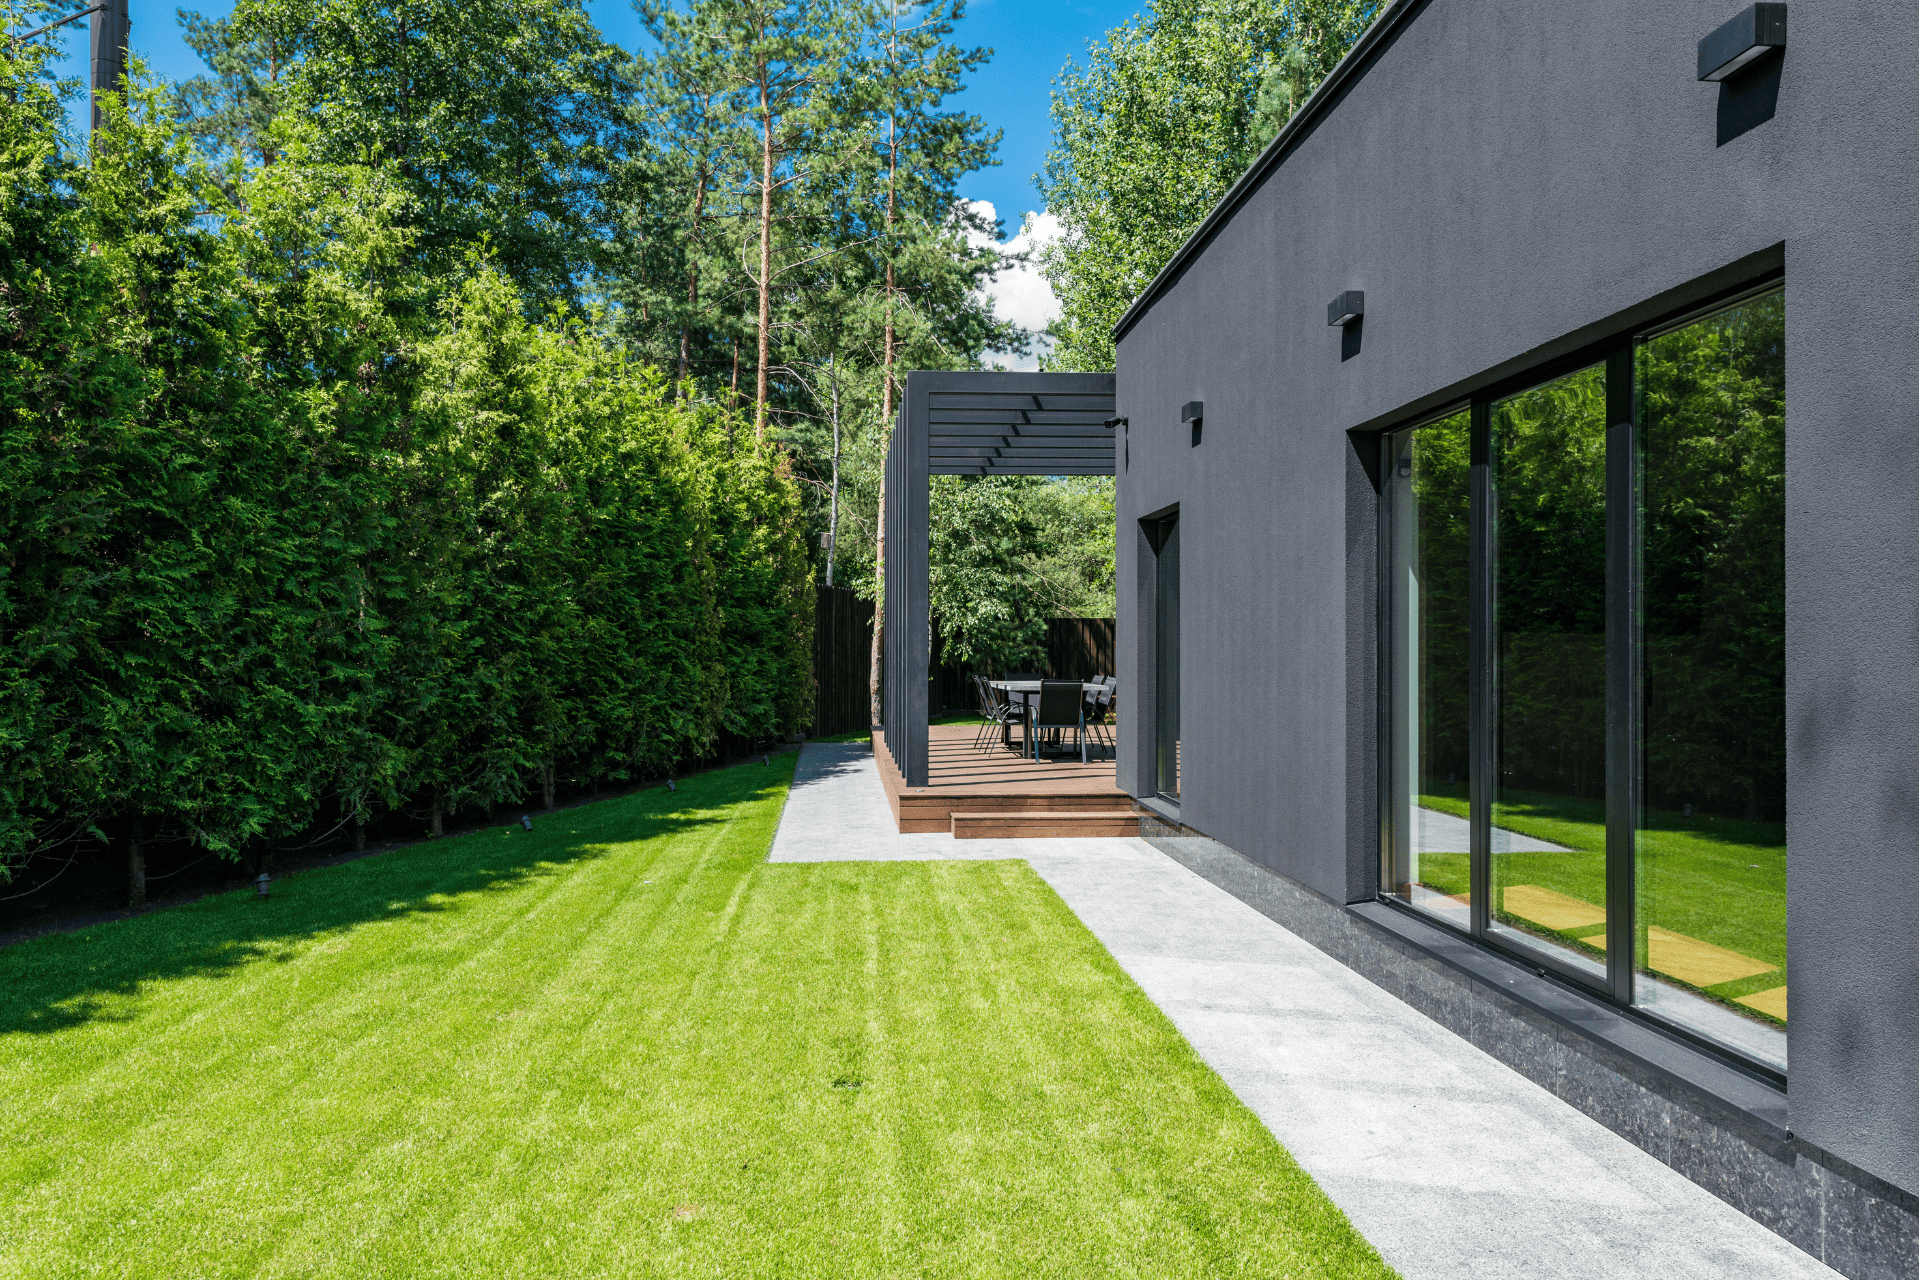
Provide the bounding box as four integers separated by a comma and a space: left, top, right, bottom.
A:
1155, 516, 1180, 801
1488, 363, 1610, 979
1634, 291, 1787, 1069
1383, 413, 1472, 930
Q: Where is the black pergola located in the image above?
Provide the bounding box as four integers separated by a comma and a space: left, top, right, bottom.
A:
880, 370, 1117, 786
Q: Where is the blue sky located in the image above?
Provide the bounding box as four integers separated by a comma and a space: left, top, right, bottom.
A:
38, 0, 1147, 349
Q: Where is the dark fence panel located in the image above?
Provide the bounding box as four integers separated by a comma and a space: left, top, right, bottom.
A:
930, 617, 1117, 712
1046, 617, 1117, 685
813, 583, 875, 737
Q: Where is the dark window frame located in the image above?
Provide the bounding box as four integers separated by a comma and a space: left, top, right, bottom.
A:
1146, 510, 1181, 804
1374, 273, 1787, 1081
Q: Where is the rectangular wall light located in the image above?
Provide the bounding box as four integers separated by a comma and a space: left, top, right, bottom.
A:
1327, 291, 1364, 327
1180, 401, 1203, 423
1698, 3, 1785, 81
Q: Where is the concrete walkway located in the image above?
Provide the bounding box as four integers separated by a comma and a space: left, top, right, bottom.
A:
770, 741, 1838, 1280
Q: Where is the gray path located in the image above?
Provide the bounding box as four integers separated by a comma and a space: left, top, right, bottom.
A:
1412, 805, 1568, 854
770, 741, 1837, 1280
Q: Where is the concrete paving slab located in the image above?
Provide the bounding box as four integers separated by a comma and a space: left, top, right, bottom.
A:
769, 741, 1839, 1280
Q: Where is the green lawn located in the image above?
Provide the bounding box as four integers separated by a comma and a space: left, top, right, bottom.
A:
1414, 786, 1786, 1011
0, 757, 1391, 1278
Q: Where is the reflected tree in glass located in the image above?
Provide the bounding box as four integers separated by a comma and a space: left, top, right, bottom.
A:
1634, 291, 1787, 1067
1487, 362, 1610, 978
1384, 413, 1471, 928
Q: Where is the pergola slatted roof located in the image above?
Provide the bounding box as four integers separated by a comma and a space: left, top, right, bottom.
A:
880, 370, 1118, 785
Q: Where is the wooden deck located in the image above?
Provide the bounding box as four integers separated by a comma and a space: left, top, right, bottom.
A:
873, 722, 1136, 837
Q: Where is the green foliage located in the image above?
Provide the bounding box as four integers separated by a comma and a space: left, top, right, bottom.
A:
0, 52, 811, 875
1038, 0, 1374, 371
928, 475, 1051, 672
172, 6, 306, 171
1640, 292, 1785, 821
1022, 476, 1117, 618
231, 0, 633, 311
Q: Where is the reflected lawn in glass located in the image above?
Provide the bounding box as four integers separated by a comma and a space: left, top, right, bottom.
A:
1414, 785, 1784, 1020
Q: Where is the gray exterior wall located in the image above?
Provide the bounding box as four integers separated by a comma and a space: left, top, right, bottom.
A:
1112, 0, 1917, 1195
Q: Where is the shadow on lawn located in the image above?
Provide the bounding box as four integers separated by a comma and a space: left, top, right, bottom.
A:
0, 763, 790, 1037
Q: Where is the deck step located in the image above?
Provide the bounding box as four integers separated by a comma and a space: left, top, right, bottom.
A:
950, 809, 1140, 840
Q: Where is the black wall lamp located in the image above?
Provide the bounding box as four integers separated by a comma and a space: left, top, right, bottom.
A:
1182, 401, 1203, 447
1327, 291, 1364, 327
1698, 3, 1785, 81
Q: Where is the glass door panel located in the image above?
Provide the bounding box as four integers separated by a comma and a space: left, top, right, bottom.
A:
1488, 363, 1610, 981
1383, 413, 1472, 929
1633, 290, 1787, 1070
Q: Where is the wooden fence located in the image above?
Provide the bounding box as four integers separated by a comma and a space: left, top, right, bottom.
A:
816, 594, 1116, 727
930, 617, 1117, 713
813, 584, 875, 737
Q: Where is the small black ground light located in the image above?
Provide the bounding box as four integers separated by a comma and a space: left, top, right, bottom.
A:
255, 872, 271, 898
521, 814, 533, 831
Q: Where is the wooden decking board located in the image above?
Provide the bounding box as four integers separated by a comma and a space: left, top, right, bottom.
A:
872, 723, 1132, 836
952, 810, 1139, 839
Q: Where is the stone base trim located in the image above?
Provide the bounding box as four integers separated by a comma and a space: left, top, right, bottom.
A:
1138, 816, 1918, 1280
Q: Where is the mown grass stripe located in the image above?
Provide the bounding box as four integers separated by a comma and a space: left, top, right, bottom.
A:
0, 758, 1392, 1279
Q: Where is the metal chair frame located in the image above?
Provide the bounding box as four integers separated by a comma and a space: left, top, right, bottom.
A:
1028, 680, 1089, 764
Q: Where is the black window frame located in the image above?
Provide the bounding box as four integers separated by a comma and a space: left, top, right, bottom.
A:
1374, 273, 1788, 1081
1146, 510, 1181, 804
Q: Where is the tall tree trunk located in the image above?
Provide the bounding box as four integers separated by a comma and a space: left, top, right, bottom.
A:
126, 819, 145, 908
679, 160, 707, 387
431, 793, 444, 839
754, 62, 775, 439
542, 762, 555, 811
730, 339, 740, 411
880, 104, 900, 421
353, 820, 365, 852
871, 82, 902, 722
827, 355, 840, 587
869, 483, 885, 728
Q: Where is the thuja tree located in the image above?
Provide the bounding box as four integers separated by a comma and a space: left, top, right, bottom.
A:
0, 55, 812, 885
0, 72, 425, 882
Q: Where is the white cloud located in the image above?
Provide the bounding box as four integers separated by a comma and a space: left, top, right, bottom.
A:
963, 200, 1062, 371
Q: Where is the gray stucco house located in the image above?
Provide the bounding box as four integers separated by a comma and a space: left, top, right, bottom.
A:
1108, 0, 1917, 1274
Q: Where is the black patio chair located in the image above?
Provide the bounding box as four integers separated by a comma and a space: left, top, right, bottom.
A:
1028, 679, 1089, 764
1084, 679, 1116, 758
972, 675, 1025, 751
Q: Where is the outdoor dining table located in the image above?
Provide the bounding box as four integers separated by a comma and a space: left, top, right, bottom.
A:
987, 680, 1104, 753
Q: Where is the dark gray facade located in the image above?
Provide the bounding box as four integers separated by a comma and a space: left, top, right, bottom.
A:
1111, 0, 1916, 1269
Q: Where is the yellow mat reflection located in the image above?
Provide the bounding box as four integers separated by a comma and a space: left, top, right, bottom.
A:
1589, 927, 1776, 988
1499, 884, 1606, 932
1736, 986, 1788, 1020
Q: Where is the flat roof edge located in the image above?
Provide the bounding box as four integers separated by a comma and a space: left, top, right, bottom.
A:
1108, 0, 1424, 345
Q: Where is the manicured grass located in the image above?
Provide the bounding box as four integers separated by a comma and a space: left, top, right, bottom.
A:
1414, 786, 1786, 1008
0, 758, 1392, 1278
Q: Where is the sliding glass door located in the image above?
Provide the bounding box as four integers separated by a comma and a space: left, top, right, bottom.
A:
1380, 285, 1787, 1072
1382, 412, 1470, 930
1486, 361, 1611, 982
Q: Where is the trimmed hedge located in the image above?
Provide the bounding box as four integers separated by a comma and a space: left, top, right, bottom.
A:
0, 62, 809, 871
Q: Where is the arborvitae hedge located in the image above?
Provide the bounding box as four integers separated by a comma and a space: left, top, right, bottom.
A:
0, 60, 810, 874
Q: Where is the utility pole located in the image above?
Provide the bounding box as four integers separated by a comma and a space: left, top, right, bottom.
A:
88, 0, 126, 147
8, 1, 126, 148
